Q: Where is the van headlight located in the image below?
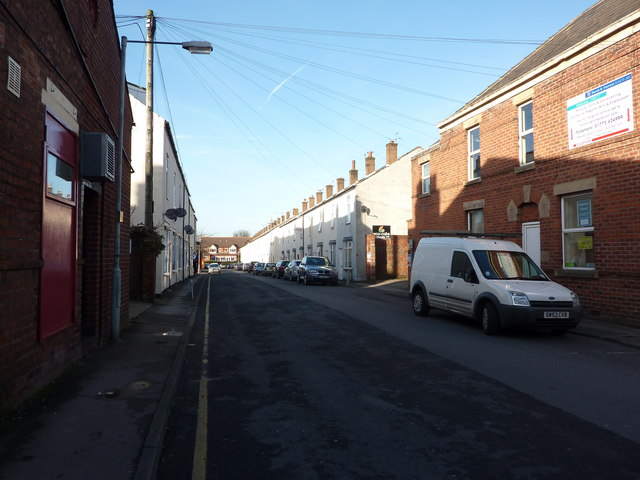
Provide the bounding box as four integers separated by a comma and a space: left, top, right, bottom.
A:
571, 292, 580, 307
509, 291, 530, 307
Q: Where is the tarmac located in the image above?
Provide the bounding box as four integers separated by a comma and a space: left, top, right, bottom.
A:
1, 275, 638, 480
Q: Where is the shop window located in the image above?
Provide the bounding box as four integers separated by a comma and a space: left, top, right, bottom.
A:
562, 193, 595, 269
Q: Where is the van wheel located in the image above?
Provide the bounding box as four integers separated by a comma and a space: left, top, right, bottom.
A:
481, 303, 500, 335
412, 290, 429, 317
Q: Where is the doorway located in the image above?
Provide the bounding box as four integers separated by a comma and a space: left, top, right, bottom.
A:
522, 222, 541, 266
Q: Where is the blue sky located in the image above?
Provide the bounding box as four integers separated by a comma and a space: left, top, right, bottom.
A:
113, 0, 597, 237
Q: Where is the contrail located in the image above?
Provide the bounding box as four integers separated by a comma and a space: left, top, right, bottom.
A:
260, 65, 306, 110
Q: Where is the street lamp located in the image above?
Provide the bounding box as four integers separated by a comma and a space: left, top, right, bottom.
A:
111, 23, 212, 340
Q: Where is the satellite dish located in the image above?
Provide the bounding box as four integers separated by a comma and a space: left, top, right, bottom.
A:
175, 208, 187, 218
164, 208, 178, 220
184, 225, 194, 235
360, 205, 370, 215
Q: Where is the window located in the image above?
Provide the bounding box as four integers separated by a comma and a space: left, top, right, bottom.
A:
468, 209, 484, 233
468, 126, 481, 180
317, 243, 323, 256
450, 251, 477, 282
346, 196, 352, 224
562, 193, 595, 269
46, 152, 74, 201
421, 162, 431, 194
344, 240, 353, 268
519, 101, 534, 164
329, 242, 336, 265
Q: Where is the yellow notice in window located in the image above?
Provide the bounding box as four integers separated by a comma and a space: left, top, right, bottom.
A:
578, 236, 593, 250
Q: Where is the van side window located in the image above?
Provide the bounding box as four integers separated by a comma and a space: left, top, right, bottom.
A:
451, 251, 476, 282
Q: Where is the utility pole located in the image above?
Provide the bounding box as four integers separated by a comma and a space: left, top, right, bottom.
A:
144, 9, 156, 228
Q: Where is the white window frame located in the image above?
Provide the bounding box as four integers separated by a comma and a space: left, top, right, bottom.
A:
468, 126, 481, 180
519, 101, 534, 165
561, 192, 595, 270
421, 161, 430, 194
344, 240, 353, 268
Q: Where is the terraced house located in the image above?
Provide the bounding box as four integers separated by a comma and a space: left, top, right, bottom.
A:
409, 0, 640, 326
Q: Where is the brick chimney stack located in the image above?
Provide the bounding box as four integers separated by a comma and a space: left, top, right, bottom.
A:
336, 177, 345, 192
293, 208, 299, 216
286, 211, 290, 219
326, 184, 333, 198
349, 160, 358, 185
386, 140, 398, 165
302, 200, 308, 212
309, 195, 315, 208
365, 151, 375, 175
316, 190, 323, 204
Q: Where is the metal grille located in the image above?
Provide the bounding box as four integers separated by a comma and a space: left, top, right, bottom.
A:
530, 301, 574, 308
7, 56, 21, 98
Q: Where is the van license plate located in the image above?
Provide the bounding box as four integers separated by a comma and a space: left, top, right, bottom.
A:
544, 311, 569, 319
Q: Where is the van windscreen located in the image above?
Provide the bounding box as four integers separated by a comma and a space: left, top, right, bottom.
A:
472, 250, 548, 280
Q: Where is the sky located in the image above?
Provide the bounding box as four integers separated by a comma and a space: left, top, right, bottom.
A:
113, 0, 598, 237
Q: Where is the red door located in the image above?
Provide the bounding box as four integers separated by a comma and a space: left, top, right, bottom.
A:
40, 113, 77, 338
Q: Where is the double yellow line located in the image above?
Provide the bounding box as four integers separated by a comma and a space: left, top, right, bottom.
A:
192, 278, 211, 479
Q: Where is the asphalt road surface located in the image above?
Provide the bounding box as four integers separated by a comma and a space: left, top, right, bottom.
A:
158, 271, 640, 480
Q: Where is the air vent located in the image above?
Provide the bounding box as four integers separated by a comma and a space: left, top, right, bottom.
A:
7, 56, 21, 98
80, 132, 116, 182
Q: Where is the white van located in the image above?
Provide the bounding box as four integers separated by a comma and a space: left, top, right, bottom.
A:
409, 237, 581, 335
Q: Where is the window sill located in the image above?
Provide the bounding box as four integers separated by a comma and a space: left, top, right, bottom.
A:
515, 162, 535, 174
554, 268, 599, 279
464, 178, 482, 186
418, 192, 431, 198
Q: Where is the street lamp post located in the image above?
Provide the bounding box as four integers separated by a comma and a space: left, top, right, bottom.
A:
110, 20, 212, 340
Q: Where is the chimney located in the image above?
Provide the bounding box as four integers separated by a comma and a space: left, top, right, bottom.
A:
349, 160, 358, 185
316, 190, 323, 204
286, 211, 290, 219
302, 200, 308, 212
326, 184, 333, 198
281, 215, 285, 223
309, 195, 315, 208
386, 140, 398, 165
365, 151, 375, 175
293, 208, 299, 216
336, 177, 345, 192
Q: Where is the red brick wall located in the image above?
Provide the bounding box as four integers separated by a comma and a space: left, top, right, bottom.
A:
0, 1, 131, 412
410, 31, 640, 326
365, 235, 409, 281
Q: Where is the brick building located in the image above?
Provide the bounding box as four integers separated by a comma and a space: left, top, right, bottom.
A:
409, 0, 640, 326
0, 1, 131, 412
200, 237, 250, 266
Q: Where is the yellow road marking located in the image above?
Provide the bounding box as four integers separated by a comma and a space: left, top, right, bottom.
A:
192, 278, 210, 479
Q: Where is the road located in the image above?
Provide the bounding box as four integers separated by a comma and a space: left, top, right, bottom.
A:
158, 270, 640, 479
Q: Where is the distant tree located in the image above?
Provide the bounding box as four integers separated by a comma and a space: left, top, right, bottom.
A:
232, 229, 251, 237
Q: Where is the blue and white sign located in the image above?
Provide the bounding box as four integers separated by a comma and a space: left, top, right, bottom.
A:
577, 199, 592, 227
567, 74, 634, 149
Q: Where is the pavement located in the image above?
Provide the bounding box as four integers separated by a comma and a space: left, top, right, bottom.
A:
1, 275, 639, 480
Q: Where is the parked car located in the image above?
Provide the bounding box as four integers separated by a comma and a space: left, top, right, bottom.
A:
263, 263, 276, 276
298, 256, 338, 285
253, 262, 265, 275
272, 260, 290, 278
208, 263, 221, 274
409, 237, 582, 335
284, 260, 301, 281
246, 261, 257, 273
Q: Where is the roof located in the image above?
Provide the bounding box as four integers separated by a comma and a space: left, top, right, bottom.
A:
441, 0, 640, 127
200, 236, 250, 249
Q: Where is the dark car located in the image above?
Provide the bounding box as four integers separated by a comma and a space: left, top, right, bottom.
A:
284, 260, 301, 281
298, 256, 338, 285
272, 260, 290, 278
253, 262, 265, 275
